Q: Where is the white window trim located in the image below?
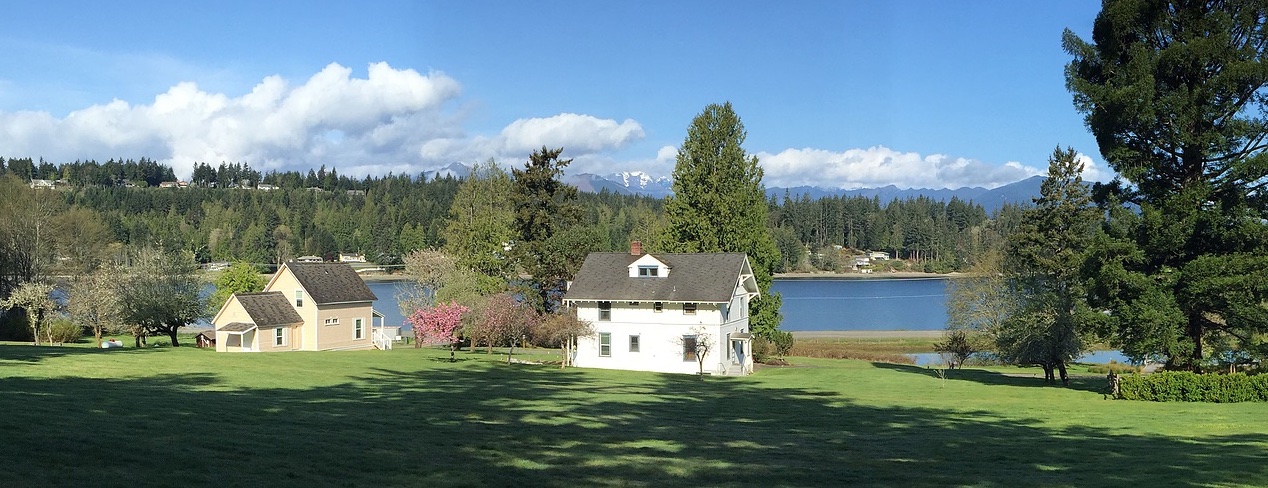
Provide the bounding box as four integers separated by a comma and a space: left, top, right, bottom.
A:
354, 318, 364, 339
629, 334, 640, 353
294, 290, 304, 307
324, 317, 339, 326
653, 302, 663, 313
683, 303, 697, 315
598, 301, 611, 321
274, 327, 285, 346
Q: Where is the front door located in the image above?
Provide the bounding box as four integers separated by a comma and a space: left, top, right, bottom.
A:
732, 340, 744, 366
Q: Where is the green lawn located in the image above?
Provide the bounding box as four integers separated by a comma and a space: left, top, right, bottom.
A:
2, 340, 1265, 487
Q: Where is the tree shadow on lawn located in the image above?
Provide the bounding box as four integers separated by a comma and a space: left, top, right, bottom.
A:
1, 362, 1264, 487
0, 343, 164, 364
871, 361, 1109, 394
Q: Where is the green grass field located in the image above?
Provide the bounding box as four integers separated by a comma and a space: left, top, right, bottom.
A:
2, 339, 1266, 487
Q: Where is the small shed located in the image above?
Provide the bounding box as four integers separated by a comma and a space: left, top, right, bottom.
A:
194, 330, 216, 348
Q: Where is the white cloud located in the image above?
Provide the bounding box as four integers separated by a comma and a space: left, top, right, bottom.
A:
0, 62, 464, 178
498, 113, 644, 155
755, 146, 1059, 189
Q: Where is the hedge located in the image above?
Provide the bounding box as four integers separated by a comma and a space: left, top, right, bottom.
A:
1118, 371, 1268, 403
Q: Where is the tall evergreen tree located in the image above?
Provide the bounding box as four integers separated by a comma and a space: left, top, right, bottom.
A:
1065, 0, 1268, 370
511, 147, 589, 312
444, 159, 516, 286
663, 102, 783, 339
998, 147, 1102, 385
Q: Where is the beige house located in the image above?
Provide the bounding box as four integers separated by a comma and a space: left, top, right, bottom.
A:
213, 261, 382, 352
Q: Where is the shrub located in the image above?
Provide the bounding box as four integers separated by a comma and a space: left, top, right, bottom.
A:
769, 331, 794, 358
44, 318, 84, 344
1117, 371, 1268, 403
1086, 360, 1140, 375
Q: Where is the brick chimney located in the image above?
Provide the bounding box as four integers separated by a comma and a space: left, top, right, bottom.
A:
630, 240, 643, 256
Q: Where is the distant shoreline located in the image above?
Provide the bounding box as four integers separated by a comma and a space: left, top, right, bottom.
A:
774, 271, 961, 280
791, 330, 944, 339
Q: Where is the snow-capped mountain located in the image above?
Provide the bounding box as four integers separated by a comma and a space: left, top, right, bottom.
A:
607, 171, 673, 197
423, 162, 471, 180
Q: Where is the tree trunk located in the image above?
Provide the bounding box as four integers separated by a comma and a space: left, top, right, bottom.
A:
1042, 364, 1055, 384
168, 328, 181, 347
1057, 361, 1069, 386
508, 343, 514, 364
1187, 316, 1204, 373
449, 342, 456, 362
134, 333, 143, 348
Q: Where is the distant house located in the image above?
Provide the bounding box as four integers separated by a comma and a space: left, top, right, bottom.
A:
29, 179, 55, 190
159, 181, 180, 188
869, 251, 890, 261
338, 253, 366, 263
295, 255, 323, 263
257, 184, 278, 191
212, 261, 385, 352
345, 189, 366, 196
563, 242, 759, 376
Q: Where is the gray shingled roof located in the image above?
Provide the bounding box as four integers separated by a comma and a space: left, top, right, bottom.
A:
285, 262, 378, 304
563, 253, 750, 303
218, 322, 256, 333
234, 292, 305, 327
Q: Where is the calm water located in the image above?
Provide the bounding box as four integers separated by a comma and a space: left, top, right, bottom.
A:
770, 277, 948, 331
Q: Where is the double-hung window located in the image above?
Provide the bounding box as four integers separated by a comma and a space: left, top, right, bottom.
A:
294, 290, 304, 307
638, 265, 658, 277
629, 335, 640, 353
598, 301, 611, 321
683, 303, 697, 315
274, 328, 285, 346
354, 319, 364, 339
682, 335, 698, 362
599, 332, 612, 357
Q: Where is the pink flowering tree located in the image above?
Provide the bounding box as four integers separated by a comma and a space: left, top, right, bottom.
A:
407, 301, 470, 362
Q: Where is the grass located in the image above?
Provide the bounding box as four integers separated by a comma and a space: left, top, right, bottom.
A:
2, 338, 1267, 487
790, 337, 938, 363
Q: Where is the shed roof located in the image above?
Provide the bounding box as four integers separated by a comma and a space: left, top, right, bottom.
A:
284, 262, 377, 304
234, 292, 304, 327
563, 252, 753, 303
218, 322, 257, 333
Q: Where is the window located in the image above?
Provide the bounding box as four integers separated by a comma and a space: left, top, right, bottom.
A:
682, 335, 698, 362
599, 332, 611, 357
629, 335, 640, 353
354, 319, 364, 339
628, 301, 639, 306
294, 290, 304, 307
683, 303, 697, 315
274, 328, 285, 346
598, 301, 611, 321
324, 317, 339, 326
653, 302, 663, 313
638, 265, 659, 277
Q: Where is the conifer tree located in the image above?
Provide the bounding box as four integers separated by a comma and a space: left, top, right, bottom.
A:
663, 102, 783, 339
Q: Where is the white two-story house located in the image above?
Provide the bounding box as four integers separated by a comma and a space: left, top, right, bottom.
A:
563, 244, 761, 376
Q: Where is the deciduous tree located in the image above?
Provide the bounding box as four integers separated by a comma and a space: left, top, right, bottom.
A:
407, 301, 469, 361
68, 266, 124, 347
119, 247, 206, 347
0, 281, 55, 345
208, 262, 266, 313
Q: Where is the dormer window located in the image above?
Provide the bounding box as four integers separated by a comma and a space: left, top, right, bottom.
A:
638, 265, 658, 277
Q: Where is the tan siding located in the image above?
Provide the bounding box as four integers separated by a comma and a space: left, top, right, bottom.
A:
314, 302, 374, 350
214, 296, 255, 352
264, 266, 321, 350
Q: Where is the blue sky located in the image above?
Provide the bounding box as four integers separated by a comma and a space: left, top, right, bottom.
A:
0, 1, 1108, 189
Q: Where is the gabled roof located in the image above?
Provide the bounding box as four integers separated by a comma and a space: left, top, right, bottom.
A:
282, 261, 377, 304
234, 292, 304, 327
563, 252, 755, 303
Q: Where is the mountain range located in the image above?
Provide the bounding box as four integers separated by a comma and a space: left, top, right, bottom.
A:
425, 163, 1043, 213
